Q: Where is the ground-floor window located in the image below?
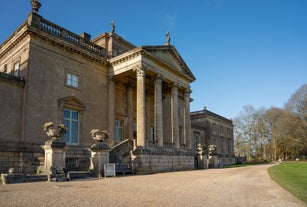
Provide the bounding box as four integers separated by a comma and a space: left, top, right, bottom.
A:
133, 123, 137, 139
63, 109, 79, 144
115, 120, 124, 143
193, 132, 201, 150
150, 126, 155, 141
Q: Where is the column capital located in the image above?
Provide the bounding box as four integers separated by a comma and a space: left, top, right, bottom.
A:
171, 82, 179, 89
155, 73, 163, 85
137, 68, 146, 77
108, 75, 114, 84
185, 87, 192, 94
133, 63, 147, 77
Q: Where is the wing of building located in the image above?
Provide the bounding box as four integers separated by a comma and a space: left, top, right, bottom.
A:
191, 108, 236, 166
0, 3, 235, 174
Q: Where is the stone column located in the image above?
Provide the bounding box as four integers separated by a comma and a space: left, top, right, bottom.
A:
108, 77, 115, 145
171, 83, 180, 148
146, 93, 151, 142
154, 74, 163, 147
184, 88, 192, 149
136, 68, 146, 147
127, 84, 134, 139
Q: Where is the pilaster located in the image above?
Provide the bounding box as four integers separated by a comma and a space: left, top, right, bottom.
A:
108, 77, 115, 145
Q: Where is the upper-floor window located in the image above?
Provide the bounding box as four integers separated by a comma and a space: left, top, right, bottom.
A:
212, 123, 217, 136
66, 71, 80, 88
63, 109, 79, 144
14, 62, 20, 76
193, 131, 201, 150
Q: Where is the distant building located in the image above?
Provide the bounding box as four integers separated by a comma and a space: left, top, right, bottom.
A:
191, 108, 236, 166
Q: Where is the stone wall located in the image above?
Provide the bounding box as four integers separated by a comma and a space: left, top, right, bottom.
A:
0, 142, 44, 174
132, 147, 195, 174
218, 158, 236, 166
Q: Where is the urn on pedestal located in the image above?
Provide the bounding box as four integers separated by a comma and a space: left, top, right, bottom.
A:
41, 122, 68, 181
89, 129, 111, 178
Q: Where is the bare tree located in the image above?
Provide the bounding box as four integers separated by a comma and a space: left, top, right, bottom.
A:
285, 84, 307, 120
234, 84, 307, 161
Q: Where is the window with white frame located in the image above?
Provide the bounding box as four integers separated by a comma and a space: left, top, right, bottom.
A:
115, 120, 124, 143
13, 62, 20, 76
63, 109, 79, 144
66, 72, 79, 88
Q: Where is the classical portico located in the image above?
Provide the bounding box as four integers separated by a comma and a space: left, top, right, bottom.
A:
107, 42, 197, 173
108, 45, 195, 149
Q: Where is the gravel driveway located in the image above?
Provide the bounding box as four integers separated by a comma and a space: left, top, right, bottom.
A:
0, 163, 306, 207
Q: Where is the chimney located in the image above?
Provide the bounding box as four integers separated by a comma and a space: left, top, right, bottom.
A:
80, 32, 91, 41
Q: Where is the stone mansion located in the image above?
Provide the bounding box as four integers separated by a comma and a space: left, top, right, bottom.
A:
0, 1, 235, 174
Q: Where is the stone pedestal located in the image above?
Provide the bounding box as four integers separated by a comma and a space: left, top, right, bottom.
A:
208, 155, 218, 168
196, 151, 208, 169
41, 140, 67, 180
89, 142, 111, 178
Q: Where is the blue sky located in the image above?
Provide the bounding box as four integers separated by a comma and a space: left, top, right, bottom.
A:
1, 0, 306, 119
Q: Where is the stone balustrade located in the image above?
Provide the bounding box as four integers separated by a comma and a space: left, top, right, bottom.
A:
29, 13, 106, 57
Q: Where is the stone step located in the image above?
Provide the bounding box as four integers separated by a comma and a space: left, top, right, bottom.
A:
68, 171, 92, 180
25, 175, 48, 182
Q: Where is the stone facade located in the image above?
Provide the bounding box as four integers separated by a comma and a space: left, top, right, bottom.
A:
191, 108, 236, 166
0, 8, 196, 174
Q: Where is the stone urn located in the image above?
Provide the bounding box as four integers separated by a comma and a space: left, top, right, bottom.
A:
89, 129, 110, 150
208, 144, 217, 156
42, 122, 67, 142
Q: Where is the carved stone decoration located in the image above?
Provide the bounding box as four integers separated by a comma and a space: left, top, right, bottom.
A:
90, 129, 109, 142
110, 20, 115, 33
208, 144, 217, 156
42, 122, 67, 142
166, 31, 171, 46
31, 0, 41, 13
197, 143, 206, 152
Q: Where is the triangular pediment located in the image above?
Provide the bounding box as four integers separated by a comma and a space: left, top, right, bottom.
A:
58, 96, 85, 110
141, 46, 196, 81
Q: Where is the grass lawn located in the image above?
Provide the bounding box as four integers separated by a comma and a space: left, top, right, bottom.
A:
268, 162, 307, 204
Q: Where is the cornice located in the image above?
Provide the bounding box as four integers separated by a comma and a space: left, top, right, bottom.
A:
27, 26, 108, 65
0, 24, 29, 59
109, 48, 143, 66
0, 72, 25, 88
1, 24, 109, 65
109, 47, 195, 82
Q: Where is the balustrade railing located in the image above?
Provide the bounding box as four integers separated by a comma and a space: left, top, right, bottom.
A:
36, 16, 105, 57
